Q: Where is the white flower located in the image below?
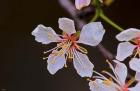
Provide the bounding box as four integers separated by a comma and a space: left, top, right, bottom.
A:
89, 60, 140, 91
116, 28, 140, 73
32, 17, 105, 77
75, 0, 91, 10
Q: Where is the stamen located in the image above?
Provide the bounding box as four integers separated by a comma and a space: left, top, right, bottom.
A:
106, 60, 120, 83
103, 79, 112, 86
127, 77, 135, 87
64, 64, 68, 68
92, 76, 106, 80
61, 42, 72, 55
43, 41, 68, 54
44, 45, 61, 54
43, 57, 48, 60
137, 47, 140, 57
76, 45, 88, 54
102, 70, 122, 86
49, 41, 72, 65
93, 70, 107, 80
134, 47, 139, 58
68, 49, 74, 59
93, 70, 122, 90
87, 78, 92, 81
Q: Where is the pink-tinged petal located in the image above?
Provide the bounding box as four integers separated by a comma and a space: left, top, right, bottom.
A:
58, 18, 76, 35
78, 22, 105, 46
129, 58, 140, 72
116, 42, 136, 61
47, 51, 66, 74
116, 28, 140, 41
73, 50, 94, 77
75, 0, 91, 10
135, 72, 140, 81
129, 82, 140, 91
32, 24, 61, 44
114, 60, 127, 85
89, 79, 117, 91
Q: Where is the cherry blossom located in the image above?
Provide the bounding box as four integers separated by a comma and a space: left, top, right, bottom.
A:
89, 60, 140, 91
32, 17, 105, 77
116, 28, 140, 75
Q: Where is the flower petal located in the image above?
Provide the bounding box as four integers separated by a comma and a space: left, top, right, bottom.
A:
116, 42, 136, 61
89, 79, 116, 91
75, 0, 91, 10
116, 28, 140, 41
89, 79, 104, 91
114, 60, 127, 85
135, 72, 140, 81
47, 51, 66, 74
78, 22, 105, 46
58, 18, 76, 35
129, 82, 140, 91
32, 24, 61, 44
73, 50, 94, 77
129, 58, 140, 72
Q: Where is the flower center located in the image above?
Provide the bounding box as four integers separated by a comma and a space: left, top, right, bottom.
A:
62, 33, 87, 54
43, 33, 88, 66
134, 37, 140, 47
122, 84, 128, 91
133, 37, 140, 57
62, 33, 78, 46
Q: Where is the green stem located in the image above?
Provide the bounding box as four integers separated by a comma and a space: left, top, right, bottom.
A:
90, 9, 100, 22
100, 11, 124, 31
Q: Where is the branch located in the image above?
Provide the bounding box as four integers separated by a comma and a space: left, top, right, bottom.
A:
58, 0, 114, 60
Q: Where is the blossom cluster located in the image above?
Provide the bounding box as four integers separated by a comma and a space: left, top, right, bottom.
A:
31, 0, 140, 91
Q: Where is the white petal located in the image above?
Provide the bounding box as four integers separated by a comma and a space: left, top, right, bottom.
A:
135, 72, 140, 81
75, 0, 91, 10
89, 79, 103, 91
129, 82, 140, 91
47, 51, 66, 74
32, 24, 61, 44
73, 50, 94, 77
129, 58, 140, 72
114, 60, 127, 85
116, 28, 140, 41
89, 79, 117, 91
116, 42, 136, 61
78, 22, 105, 46
58, 18, 76, 35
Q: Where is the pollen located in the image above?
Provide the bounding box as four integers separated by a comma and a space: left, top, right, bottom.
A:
126, 77, 135, 87
103, 79, 112, 86
64, 64, 68, 68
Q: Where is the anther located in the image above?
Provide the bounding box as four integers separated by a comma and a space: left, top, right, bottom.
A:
64, 64, 68, 68
43, 57, 48, 60
76, 45, 88, 54
87, 78, 92, 81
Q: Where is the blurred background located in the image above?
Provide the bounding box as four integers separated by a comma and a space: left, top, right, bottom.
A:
0, 0, 140, 91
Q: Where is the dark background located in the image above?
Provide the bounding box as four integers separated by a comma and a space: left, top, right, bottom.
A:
0, 0, 140, 91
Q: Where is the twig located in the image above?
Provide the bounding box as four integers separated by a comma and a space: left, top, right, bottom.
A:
58, 0, 114, 60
